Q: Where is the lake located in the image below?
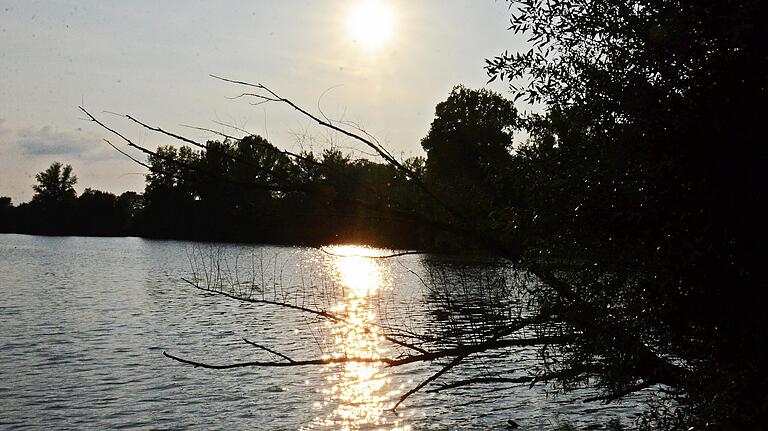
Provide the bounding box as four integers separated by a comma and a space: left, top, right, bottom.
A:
0, 234, 644, 430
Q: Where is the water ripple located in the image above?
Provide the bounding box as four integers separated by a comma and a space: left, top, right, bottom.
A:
0, 234, 642, 430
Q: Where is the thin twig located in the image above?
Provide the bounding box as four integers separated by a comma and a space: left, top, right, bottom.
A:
242, 338, 296, 363
103, 139, 150, 169
163, 351, 394, 368
392, 354, 467, 411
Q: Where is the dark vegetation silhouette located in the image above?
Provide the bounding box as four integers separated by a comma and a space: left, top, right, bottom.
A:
0, 147, 429, 247
1, 0, 765, 428
480, 1, 767, 427
0, 162, 140, 237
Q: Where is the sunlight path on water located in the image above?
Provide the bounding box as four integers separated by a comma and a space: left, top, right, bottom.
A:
0, 236, 647, 430
303, 245, 412, 431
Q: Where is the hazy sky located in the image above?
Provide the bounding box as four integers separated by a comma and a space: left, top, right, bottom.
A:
0, 0, 524, 203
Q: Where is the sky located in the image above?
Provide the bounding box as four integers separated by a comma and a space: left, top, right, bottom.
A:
0, 0, 525, 203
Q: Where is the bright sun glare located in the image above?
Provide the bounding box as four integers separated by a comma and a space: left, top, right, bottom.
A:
324, 245, 384, 296
347, 0, 395, 49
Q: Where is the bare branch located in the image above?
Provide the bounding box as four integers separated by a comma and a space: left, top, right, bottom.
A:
82, 107, 304, 194
392, 353, 466, 411
316, 84, 345, 127
320, 248, 431, 260
182, 276, 430, 354
163, 351, 394, 368
242, 338, 295, 363
427, 376, 537, 393
582, 380, 656, 404
209, 74, 407, 177
104, 110, 207, 150
103, 139, 150, 169
426, 365, 602, 393
181, 277, 344, 322
180, 124, 241, 142
212, 120, 256, 137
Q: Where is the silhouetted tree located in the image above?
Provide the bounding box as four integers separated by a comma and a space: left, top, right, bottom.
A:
74, 188, 122, 236
116, 191, 142, 234
0, 196, 13, 232
77, 1, 766, 422
23, 162, 79, 234
483, 0, 768, 428
32, 162, 77, 206
139, 146, 200, 238
1, 177, 143, 237
421, 86, 517, 210
419, 86, 519, 249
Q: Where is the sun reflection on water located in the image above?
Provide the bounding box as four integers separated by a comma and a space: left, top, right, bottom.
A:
332, 246, 383, 297
303, 245, 411, 431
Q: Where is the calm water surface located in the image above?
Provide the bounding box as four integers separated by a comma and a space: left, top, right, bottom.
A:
0, 234, 643, 430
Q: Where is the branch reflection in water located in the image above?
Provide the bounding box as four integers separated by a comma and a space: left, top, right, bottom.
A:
305, 245, 411, 431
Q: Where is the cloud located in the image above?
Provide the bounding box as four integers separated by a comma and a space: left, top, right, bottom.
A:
15, 125, 97, 156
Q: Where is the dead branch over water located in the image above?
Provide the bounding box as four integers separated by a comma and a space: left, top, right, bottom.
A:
83, 76, 687, 410
167, 247, 575, 410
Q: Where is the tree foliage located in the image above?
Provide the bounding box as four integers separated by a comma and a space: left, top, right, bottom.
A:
421, 85, 517, 192
483, 0, 767, 428
420, 86, 518, 232
129, 138, 429, 247
3, 2, 764, 425
0, 163, 142, 236
32, 161, 77, 206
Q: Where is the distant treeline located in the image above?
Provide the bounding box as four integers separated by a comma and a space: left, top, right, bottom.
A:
0, 86, 517, 250
0, 145, 432, 248
0, 186, 141, 239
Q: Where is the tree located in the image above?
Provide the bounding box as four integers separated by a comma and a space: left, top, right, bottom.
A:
83, 84, 628, 426
0, 196, 13, 232
32, 162, 77, 206
116, 191, 142, 227
483, 0, 767, 428
74, 188, 121, 236
421, 86, 518, 214
139, 145, 201, 239
26, 162, 79, 234
80, 2, 766, 422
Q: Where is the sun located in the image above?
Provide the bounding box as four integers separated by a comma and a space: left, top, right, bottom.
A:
346, 0, 395, 49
